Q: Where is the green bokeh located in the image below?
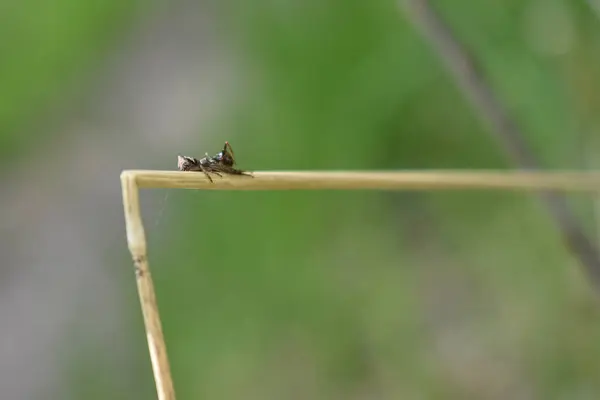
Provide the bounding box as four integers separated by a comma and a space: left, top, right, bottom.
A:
4, 0, 600, 398
0, 0, 141, 161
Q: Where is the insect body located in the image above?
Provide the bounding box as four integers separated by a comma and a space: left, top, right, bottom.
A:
177, 141, 253, 182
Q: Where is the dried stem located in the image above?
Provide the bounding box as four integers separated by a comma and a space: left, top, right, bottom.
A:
121, 169, 600, 399
400, 0, 600, 290
121, 172, 175, 400
130, 170, 600, 192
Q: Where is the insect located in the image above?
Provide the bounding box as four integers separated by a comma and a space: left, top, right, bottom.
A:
177, 141, 253, 182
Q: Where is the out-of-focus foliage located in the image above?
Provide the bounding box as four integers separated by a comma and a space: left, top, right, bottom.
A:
4, 0, 600, 398
0, 1, 141, 162
153, 1, 600, 398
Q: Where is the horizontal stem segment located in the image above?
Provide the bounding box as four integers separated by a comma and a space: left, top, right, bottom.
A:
124, 170, 600, 192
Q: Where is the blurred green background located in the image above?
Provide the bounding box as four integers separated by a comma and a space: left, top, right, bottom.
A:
2, 0, 600, 399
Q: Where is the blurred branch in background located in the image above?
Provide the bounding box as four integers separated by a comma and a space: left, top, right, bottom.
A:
588, 0, 600, 19
401, 0, 600, 293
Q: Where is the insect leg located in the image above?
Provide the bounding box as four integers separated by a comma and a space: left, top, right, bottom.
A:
198, 165, 214, 183
229, 168, 254, 178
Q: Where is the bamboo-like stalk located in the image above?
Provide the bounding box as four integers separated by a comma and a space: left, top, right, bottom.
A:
120, 169, 600, 400
131, 169, 600, 191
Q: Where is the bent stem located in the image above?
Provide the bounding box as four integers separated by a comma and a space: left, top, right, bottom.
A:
120, 169, 600, 399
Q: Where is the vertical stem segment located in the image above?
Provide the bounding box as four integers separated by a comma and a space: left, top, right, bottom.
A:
121, 172, 176, 400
